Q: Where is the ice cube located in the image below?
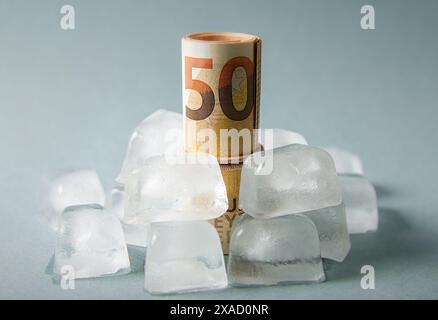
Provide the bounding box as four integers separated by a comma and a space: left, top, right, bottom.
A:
302, 204, 351, 262
259, 128, 308, 150
105, 185, 149, 246
42, 169, 105, 231
227, 213, 325, 286
239, 144, 342, 218
144, 220, 227, 294
340, 175, 378, 233
105, 184, 125, 220
122, 223, 149, 247
322, 147, 364, 175
54, 204, 130, 279
124, 152, 228, 224
116, 109, 183, 184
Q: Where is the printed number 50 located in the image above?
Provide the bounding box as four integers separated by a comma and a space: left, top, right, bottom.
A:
184, 56, 255, 121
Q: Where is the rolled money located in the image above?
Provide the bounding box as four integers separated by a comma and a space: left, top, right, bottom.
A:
182, 32, 261, 164
209, 163, 243, 254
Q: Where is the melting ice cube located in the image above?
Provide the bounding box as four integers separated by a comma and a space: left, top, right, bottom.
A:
124, 152, 228, 224
105, 184, 149, 246
340, 175, 378, 233
227, 213, 325, 286
239, 144, 342, 218
42, 169, 105, 231
259, 128, 308, 150
54, 204, 130, 279
302, 204, 351, 262
144, 220, 227, 294
116, 109, 183, 184
105, 184, 125, 220
322, 147, 364, 175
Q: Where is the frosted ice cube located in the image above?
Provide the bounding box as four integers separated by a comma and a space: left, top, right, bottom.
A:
122, 223, 149, 247
340, 175, 378, 234
259, 128, 308, 150
322, 147, 364, 175
105, 184, 125, 220
239, 144, 342, 218
144, 221, 227, 294
43, 169, 105, 231
54, 204, 130, 279
116, 109, 183, 184
105, 185, 149, 246
124, 152, 228, 224
302, 204, 351, 262
227, 214, 325, 286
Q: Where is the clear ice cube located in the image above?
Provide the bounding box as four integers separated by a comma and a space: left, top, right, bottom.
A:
42, 169, 105, 231
239, 144, 342, 218
144, 220, 227, 294
259, 128, 308, 150
122, 223, 149, 247
340, 175, 378, 233
227, 214, 325, 286
322, 147, 364, 175
124, 152, 228, 224
116, 109, 183, 184
105, 184, 125, 220
302, 204, 351, 262
54, 204, 130, 279
105, 185, 149, 246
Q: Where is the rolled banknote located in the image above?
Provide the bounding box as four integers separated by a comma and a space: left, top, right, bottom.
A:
209, 163, 243, 253
182, 32, 261, 164
182, 32, 261, 253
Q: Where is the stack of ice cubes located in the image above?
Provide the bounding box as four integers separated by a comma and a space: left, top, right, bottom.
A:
123, 152, 229, 294
228, 144, 351, 286
106, 109, 186, 247
112, 110, 229, 294
46, 110, 185, 280
43, 170, 131, 279
42, 108, 379, 293
322, 147, 378, 234
259, 130, 379, 234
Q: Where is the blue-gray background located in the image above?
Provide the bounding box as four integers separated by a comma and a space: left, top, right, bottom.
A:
1, 0, 437, 299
